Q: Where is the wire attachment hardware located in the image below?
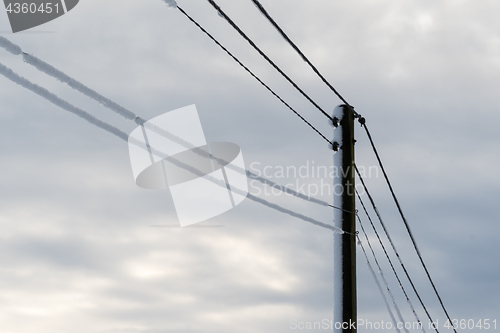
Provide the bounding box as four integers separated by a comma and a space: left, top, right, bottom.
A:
331, 116, 339, 127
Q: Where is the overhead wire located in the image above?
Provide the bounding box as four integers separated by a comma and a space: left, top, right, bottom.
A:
204, 0, 334, 122
356, 232, 401, 333
4, 3, 455, 326
356, 189, 426, 333
176, 6, 332, 146
249, 0, 354, 110
356, 210, 411, 333
240, 1, 454, 327
0, 61, 128, 141
355, 165, 439, 333
0, 59, 347, 234
361, 123, 457, 333
0, 36, 345, 213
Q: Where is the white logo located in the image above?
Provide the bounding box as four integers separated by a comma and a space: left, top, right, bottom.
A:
128, 105, 248, 226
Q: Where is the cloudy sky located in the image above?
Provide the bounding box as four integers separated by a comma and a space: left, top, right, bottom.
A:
0, 0, 499, 332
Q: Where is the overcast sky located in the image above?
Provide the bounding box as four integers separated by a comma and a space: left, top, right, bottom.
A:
0, 0, 499, 332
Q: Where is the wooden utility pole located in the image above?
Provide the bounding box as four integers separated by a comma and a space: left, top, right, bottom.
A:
333, 105, 356, 332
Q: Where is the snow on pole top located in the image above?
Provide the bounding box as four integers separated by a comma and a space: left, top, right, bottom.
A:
332, 105, 345, 121
162, 0, 178, 8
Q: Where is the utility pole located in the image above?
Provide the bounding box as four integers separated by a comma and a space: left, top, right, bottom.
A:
332, 104, 356, 333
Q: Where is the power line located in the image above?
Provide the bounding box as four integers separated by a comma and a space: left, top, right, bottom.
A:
249, 0, 353, 110
0, 60, 348, 234
0, 61, 129, 141
356, 210, 411, 333
356, 233, 401, 333
328, 204, 356, 215
361, 123, 457, 333
205, 0, 333, 122
355, 165, 439, 333
356, 189, 426, 333
175, 3, 450, 329
2, 35, 343, 212
179, 4, 454, 327
7, 6, 454, 327
247, 0, 454, 325
177, 6, 332, 146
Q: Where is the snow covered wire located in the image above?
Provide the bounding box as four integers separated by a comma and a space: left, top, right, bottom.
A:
248, 0, 453, 323
356, 211, 412, 333
248, 0, 357, 116
355, 165, 438, 333
0, 61, 128, 141
10, 37, 333, 209
356, 189, 426, 333
20, 55, 334, 210
176, 6, 332, 146
20, 53, 205, 157
248, 194, 344, 233
19, 54, 197, 152
0, 34, 340, 216
180, 3, 453, 327
356, 235, 401, 333
22, 53, 137, 121
360, 124, 457, 333
22, 47, 338, 210
205, 0, 333, 122
21, 54, 207, 153
0, 60, 344, 234
0, 36, 22, 55
0, 35, 342, 214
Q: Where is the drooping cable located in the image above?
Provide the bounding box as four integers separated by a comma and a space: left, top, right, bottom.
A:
204, 0, 333, 122
355, 165, 439, 333
361, 123, 456, 333
177, 6, 332, 145
2, 34, 341, 211
0, 60, 348, 234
